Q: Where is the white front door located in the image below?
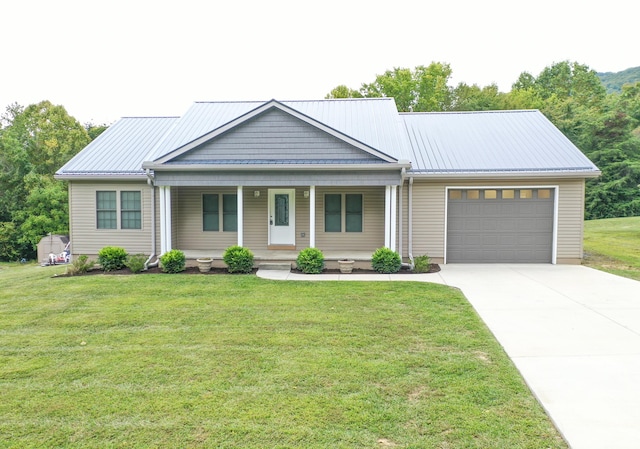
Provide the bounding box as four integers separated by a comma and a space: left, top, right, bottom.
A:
268, 189, 296, 246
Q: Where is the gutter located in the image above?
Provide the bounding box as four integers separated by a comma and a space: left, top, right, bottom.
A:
408, 170, 601, 179
142, 162, 413, 172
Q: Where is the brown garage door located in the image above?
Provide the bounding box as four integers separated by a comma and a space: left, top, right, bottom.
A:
447, 188, 554, 263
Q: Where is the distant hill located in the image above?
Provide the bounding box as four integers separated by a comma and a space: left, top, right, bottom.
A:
597, 66, 640, 93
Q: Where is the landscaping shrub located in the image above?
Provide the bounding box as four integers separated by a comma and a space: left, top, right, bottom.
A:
296, 247, 325, 274
97, 246, 128, 271
371, 247, 402, 273
160, 249, 186, 273
223, 245, 254, 273
65, 255, 94, 276
126, 254, 147, 274
413, 254, 431, 273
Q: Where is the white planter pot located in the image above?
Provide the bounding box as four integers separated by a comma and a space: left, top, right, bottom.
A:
196, 258, 212, 273
338, 260, 354, 274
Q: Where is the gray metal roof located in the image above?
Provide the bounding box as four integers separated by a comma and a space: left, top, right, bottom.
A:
401, 110, 600, 174
57, 101, 599, 179
57, 117, 178, 176
145, 98, 411, 162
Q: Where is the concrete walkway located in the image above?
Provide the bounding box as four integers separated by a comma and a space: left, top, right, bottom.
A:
258, 264, 640, 449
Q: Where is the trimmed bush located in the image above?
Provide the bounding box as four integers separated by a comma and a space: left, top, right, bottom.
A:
223, 245, 254, 273
413, 254, 431, 273
98, 246, 128, 271
296, 247, 325, 274
371, 247, 402, 274
66, 255, 94, 276
126, 254, 147, 274
160, 249, 186, 274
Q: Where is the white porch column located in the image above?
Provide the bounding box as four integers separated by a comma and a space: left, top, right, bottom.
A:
390, 185, 397, 252
159, 186, 166, 254
159, 186, 172, 254
309, 186, 316, 248
384, 185, 391, 248
237, 186, 244, 247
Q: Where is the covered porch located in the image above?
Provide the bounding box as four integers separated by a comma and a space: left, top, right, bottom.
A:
157, 183, 403, 268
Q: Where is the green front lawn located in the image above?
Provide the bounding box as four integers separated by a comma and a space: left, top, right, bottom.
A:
0, 264, 566, 448
583, 216, 640, 280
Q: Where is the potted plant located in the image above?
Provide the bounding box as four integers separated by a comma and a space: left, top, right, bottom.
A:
338, 259, 355, 274
196, 257, 213, 273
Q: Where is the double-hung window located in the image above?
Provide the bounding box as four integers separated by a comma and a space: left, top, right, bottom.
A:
96, 190, 141, 229
324, 193, 363, 232
120, 191, 141, 229
96, 191, 117, 229
203, 193, 237, 232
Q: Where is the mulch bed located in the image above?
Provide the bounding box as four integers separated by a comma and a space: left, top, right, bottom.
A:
53, 264, 440, 277
294, 264, 441, 275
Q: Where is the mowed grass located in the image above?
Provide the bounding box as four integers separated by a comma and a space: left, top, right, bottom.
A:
0, 264, 567, 448
583, 216, 640, 280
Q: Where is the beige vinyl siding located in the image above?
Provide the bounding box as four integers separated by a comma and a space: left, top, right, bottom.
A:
172, 187, 237, 250
243, 188, 268, 250
68, 181, 153, 257
315, 186, 385, 252
406, 178, 586, 264
556, 179, 586, 263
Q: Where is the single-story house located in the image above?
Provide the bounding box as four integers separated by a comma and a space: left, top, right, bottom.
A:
55, 98, 600, 266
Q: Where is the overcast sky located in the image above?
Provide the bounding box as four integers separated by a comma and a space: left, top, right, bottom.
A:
2, 0, 637, 125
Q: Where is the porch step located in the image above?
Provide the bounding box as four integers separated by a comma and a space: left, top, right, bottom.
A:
258, 262, 292, 271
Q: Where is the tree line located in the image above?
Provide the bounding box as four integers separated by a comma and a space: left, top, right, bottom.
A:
0, 102, 106, 260
1, 61, 639, 261
327, 61, 640, 221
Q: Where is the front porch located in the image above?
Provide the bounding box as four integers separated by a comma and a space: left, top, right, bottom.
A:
181, 249, 376, 270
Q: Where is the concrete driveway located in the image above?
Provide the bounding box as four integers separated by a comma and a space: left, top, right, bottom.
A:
432, 264, 640, 449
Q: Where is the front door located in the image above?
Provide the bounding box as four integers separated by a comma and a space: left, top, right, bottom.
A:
268, 189, 296, 247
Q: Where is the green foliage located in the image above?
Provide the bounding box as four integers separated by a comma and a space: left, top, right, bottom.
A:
413, 254, 431, 273
97, 246, 128, 271
159, 249, 186, 273
0, 222, 23, 261
328, 62, 454, 112
222, 245, 254, 273
597, 66, 640, 94
65, 255, 94, 276
0, 101, 89, 260
12, 173, 69, 256
371, 247, 402, 273
126, 254, 147, 274
296, 247, 325, 274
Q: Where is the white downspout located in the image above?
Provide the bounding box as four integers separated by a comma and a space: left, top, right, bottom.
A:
144, 170, 158, 270
408, 177, 414, 268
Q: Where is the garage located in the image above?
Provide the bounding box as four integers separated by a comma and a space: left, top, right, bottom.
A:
446, 188, 555, 263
